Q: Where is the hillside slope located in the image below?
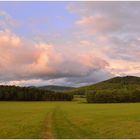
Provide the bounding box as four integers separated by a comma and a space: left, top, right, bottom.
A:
38, 85, 74, 92
68, 76, 140, 95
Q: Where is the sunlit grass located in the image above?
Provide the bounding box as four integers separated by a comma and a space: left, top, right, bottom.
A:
0, 101, 140, 138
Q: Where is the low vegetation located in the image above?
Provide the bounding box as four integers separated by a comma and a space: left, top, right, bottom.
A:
0, 102, 140, 139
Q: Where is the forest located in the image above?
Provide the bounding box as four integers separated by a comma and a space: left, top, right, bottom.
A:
86, 89, 140, 103
0, 85, 73, 101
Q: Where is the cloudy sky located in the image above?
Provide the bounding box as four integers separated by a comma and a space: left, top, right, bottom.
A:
0, 1, 140, 87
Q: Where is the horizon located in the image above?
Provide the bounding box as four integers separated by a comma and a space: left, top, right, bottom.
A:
0, 1, 140, 87
0, 75, 139, 88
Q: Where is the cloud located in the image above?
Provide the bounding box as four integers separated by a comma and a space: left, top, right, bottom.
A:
1, 2, 140, 87
69, 2, 140, 35
0, 29, 111, 86
65, 69, 114, 87
0, 11, 19, 30
67, 2, 140, 78
76, 15, 117, 34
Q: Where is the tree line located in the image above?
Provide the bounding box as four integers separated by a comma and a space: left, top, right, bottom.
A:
0, 85, 73, 101
86, 89, 140, 103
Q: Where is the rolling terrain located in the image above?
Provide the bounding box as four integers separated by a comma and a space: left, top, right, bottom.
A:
68, 76, 140, 95
0, 76, 140, 138
38, 85, 74, 92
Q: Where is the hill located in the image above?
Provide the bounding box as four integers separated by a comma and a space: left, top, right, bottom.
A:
68, 75, 140, 103
86, 75, 140, 90
38, 85, 74, 92
68, 76, 140, 95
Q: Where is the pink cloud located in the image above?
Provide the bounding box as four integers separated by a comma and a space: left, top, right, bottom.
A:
0, 30, 110, 84
1, 2, 140, 86
76, 15, 118, 34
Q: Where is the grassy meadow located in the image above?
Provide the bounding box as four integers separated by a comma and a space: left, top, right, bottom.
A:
0, 100, 140, 139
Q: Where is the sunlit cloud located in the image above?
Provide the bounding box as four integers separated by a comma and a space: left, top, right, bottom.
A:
0, 2, 140, 86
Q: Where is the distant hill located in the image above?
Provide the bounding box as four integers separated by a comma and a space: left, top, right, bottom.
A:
38, 85, 74, 92
85, 75, 140, 90
68, 76, 140, 95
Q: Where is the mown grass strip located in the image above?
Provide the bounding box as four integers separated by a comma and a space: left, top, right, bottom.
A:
42, 112, 54, 139
52, 106, 95, 139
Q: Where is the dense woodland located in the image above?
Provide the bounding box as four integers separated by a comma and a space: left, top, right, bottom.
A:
67, 76, 140, 103
0, 85, 73, 101
86, 89, 140, 103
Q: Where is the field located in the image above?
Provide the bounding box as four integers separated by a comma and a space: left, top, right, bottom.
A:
0, 101, 140, 139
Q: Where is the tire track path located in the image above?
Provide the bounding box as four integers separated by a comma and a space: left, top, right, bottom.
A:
42, 106, 57, 139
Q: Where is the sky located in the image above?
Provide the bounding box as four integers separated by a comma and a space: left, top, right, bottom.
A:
0, 1, 140, 87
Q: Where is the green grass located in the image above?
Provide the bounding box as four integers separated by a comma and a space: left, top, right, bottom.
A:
0, 101, 140, 138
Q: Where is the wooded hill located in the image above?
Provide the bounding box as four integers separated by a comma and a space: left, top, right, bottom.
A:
38, 85, 74, 92
68, 76, 140, 94
67, 76, 140, 103
0, 76, 140, 103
